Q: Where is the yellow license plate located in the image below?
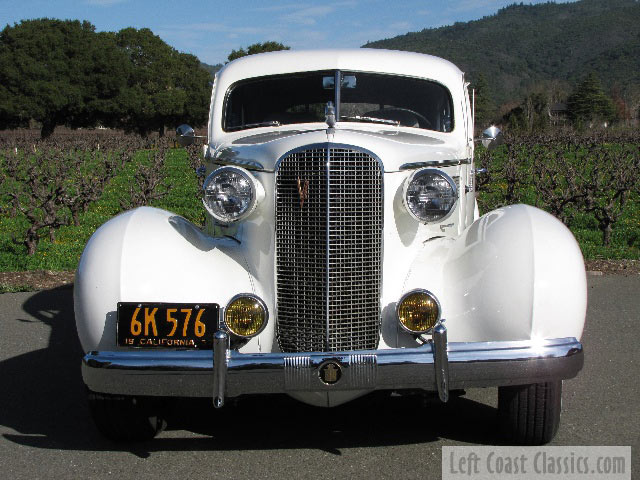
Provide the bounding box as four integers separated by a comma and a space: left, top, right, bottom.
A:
117, 302, 219, 349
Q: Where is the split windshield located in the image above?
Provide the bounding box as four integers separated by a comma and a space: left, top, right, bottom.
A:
224, 71, 453, 133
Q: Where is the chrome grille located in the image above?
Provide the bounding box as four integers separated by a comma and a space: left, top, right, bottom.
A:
276, 146, 383, 352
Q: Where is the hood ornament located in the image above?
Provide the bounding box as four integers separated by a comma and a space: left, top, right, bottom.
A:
325, 101, 336, 128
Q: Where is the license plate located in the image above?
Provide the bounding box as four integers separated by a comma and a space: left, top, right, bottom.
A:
117, 302, 219, 349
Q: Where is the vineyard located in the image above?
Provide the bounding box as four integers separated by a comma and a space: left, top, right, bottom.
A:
0, 130, 204, 271
0, 129, 638, 274
477, 130, 640, 259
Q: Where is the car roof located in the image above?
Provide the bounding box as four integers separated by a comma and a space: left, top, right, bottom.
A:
215, 48, 464, 88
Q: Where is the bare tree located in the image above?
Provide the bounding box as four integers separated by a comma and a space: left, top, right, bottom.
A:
60, 150, 121, 226
185, 143, 206, 191
532, 142, 587, 226
0, 148, 71, 254
497, 136, 529, 206
581, 145, 640, 246
120, 147, 169, 209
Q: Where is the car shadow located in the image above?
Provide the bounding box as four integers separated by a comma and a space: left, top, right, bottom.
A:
1, 287, 501, 457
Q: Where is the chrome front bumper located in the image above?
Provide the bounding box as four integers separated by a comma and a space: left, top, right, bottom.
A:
82, 326, 584, 408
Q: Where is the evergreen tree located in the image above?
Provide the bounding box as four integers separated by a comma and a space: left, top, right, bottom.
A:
115, 28, 210, 136
470, 72, 495, 128
566, 73, 617, 125
0, 19, 129, 138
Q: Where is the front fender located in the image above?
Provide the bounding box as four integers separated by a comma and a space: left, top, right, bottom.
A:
74, 207, 260, 352
402, 204, 586, 342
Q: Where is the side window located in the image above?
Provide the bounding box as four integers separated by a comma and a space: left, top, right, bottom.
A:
224, 72, 333, 131
339, 72, 454, 132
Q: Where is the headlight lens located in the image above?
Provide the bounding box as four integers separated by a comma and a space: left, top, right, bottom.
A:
397, 290, 440, 334
203, 166, 261, 223
225, 294, 268, 338
403, 168, 457, 223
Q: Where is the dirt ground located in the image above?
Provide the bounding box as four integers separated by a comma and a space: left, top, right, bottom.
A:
0, 270, 75, 291
0, 260, 638, 292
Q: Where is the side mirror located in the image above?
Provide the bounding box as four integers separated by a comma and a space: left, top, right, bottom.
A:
176, 124, 206, 147
475, 126, 502, 149
176, 124, 196, 147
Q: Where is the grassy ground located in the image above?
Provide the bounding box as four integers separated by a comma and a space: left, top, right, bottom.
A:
0, 283, 32, 293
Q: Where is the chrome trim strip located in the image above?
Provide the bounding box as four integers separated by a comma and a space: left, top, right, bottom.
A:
433, 323, 449, 402
325, 147, 331, 351
215, 159, 266, 171
83, 336, 584, 399
399, 158, 471, 170
284, 356, 312, 390
213, 153, 265, 171
349, 353, 377, 389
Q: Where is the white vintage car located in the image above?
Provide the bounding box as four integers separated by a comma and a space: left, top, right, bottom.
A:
75, 49, 586, 444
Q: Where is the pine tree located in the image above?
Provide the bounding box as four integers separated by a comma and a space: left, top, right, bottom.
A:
471, 73, 495, 128
567, 73, 616, 126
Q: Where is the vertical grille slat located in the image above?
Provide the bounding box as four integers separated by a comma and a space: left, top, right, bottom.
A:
276, 146, 383, 353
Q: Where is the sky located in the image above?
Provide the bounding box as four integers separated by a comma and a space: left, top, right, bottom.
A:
0, 0, 576, 65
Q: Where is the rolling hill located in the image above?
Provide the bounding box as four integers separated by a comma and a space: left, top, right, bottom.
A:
364, 0, 640, 109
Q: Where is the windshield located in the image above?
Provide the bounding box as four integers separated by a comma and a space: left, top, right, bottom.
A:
224, 71, 453, 133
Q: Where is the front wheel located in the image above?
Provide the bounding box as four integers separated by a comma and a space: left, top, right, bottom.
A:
498, 381, 562, 445
87, 390, 167, 442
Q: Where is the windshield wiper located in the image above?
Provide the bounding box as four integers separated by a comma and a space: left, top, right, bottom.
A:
339, 115, 400, 126
227, 120, 281, 131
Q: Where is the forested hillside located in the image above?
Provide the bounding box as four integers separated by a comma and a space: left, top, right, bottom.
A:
365, 0, 640, 110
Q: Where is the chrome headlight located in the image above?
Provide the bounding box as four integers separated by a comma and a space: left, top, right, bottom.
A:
403, 168, 457, 223
203, 166, 264, 223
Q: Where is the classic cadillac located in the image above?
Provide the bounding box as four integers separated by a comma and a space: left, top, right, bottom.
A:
75, 49, 586, 444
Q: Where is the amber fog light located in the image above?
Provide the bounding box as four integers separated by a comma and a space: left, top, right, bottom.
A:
224, 294, 268, 338
397, 290, 440, 334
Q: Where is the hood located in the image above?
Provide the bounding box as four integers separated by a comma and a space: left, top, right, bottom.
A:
211, 126, 466, 172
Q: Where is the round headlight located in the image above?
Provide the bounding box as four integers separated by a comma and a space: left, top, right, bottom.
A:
224, 294, 268, 338
403, 168, 457, 223
203, 166, 263, 223
397, 289, 440, 334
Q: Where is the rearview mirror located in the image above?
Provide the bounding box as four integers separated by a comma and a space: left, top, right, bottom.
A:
342, 75, 356, 89
322, 75, 357, 89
